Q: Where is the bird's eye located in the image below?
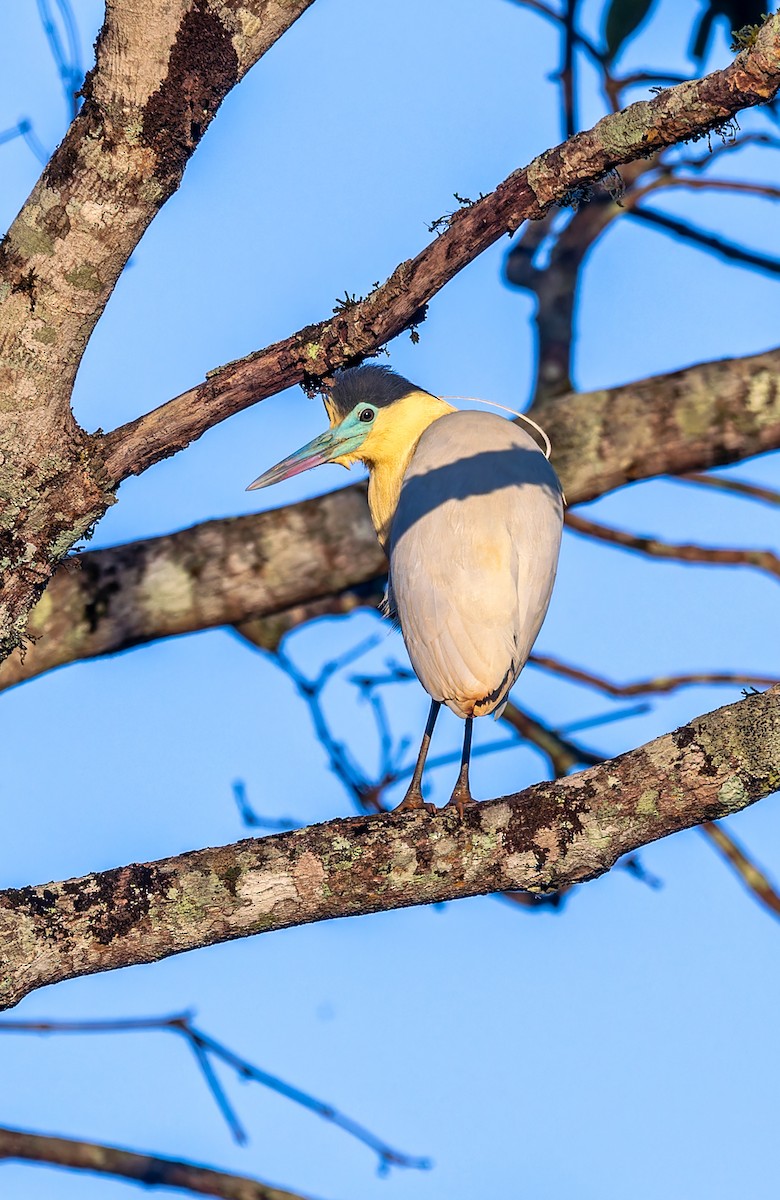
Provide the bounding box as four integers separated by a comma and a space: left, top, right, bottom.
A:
359, 408, 375, 423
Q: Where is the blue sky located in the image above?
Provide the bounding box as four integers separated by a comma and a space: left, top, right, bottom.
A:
1, 2, 779, 1199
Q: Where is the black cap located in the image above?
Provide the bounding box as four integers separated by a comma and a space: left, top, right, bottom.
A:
328, 365, 427, 421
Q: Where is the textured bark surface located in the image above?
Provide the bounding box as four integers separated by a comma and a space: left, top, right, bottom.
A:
0, 15, 778, 662
0, 0, 315, 661
0, 486, 384, 689
0, 1126, 311, 1200
1, 687, 777, 1011
3, 345, 778, 690
100, 17, 780, 484
0, 15, 777, 663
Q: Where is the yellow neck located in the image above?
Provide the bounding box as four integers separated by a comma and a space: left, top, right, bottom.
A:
360, 392, 455, 548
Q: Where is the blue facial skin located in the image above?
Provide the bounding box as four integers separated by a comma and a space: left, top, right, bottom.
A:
246, 404, 378, 492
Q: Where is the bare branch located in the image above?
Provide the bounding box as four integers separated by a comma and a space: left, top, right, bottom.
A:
1, 0, 317, 418
676, 472, 780, 508
0, 487, 386, 693
501, 701, 602, 772
565, 511, 780, 582
529, 653, 780, 697
657, 176, 780, 201
3, 343, 779, 692
1, 687, 777, 1011
99, 19, 780, 484
0, 0, 318, 660
700, 820, 780, 919
561, 0, 581, 138
671, 132, 780, 171
0, 1011, 429, 1169
505, 0, 605, 69
0, 1125, 318, 1200
626, 203, 780, 276
233, 580, 387, 655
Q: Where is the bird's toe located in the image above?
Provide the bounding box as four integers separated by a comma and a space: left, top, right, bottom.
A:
446, 786, 478, 819
394, 786, 436, 816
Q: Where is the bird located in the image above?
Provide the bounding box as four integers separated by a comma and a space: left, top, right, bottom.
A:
248, 364, 563, 815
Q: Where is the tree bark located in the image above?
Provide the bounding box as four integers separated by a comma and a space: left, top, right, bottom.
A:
2, 686, 777, 1011
1, 16, 778, 664
0, 0, 316, 662
0, 1125, 315, 1200
3, 344, 777, 690
100, 18, 780, 485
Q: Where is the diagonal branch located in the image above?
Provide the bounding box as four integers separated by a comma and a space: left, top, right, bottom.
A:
0, 0, 317, 420
0, 1125, 318, 1200
0, 0, 317, 662
676, 472, 780, 507
626, 204, 780, 276
1, 686, 777, 1011
0, 1010, 427, 1168
99, 16, 780, 484
700, 820, 780, 918
565, 511, 780, 582
3, 344, 779, 692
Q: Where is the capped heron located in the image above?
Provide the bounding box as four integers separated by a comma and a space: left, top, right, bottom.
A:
248, 365, 563, 815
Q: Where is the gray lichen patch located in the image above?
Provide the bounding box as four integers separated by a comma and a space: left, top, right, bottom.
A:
64, 263, 103, 293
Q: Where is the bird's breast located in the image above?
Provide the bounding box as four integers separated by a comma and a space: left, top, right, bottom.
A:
387, 410, 563, 718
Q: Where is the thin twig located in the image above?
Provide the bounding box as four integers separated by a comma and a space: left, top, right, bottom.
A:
671, 132, 780, 171
0, 1013, 430, 1171
561, 0, 580, 138
98, 15, 780, 484
557, 703, 651, 732
616, 70, 691, 89
505, 0, 605, 67
665, 176, 780, 201
528, 652, 780, 697
501, 701, 602, 773
701, 822, 780, 919
676, 472, 780, 508
36, 0, 83, 119
626, 204, 780, 276
565, 511, 780, 583
231, 781, 299, 831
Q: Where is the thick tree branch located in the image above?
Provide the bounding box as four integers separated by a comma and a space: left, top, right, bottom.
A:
2, 16, 779, 662
0, 1126, 316, 1200
1, 687, 777, 1011
3, 344, 779, 691
0, 486, 385, 691
99, 18, 780, 484
1, 0, 315, 415
0, 0, 315, 660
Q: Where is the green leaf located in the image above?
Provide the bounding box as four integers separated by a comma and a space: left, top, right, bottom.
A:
604, 0, 658, 60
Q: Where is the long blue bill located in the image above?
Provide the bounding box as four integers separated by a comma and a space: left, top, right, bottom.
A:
246, 421, 366, 491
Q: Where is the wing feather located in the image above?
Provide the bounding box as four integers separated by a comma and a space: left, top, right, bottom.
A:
388, 411, 563, 717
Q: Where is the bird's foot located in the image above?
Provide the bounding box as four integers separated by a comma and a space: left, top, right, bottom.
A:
394, 785, 436, 816
446, 786, 477, 820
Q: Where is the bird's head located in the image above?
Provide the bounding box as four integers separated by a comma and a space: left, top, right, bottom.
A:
247, 365, 451, 491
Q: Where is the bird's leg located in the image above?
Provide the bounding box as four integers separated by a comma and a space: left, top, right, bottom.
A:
394, 700, 441, 815
447, 718, 476, 818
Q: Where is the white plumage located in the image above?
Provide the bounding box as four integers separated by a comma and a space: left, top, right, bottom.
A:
248, 365, 564, 813
388, 410, 563, 719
